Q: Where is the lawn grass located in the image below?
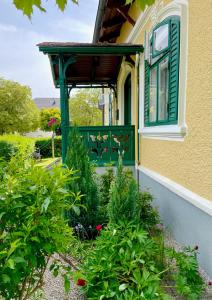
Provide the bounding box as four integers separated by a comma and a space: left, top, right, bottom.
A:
35, 157, 61, 168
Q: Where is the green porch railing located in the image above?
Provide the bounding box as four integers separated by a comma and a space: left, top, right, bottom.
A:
69, 125, 135, 166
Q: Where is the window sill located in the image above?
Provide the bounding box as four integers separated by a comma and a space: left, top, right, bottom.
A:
138, 125, 187, 141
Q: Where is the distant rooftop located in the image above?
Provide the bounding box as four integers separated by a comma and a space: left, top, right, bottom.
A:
34, 98, 60, 110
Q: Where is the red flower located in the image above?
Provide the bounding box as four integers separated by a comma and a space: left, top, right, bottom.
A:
96, 224, 102, 231
77, 279, 86, 286
208, 281, 212, 286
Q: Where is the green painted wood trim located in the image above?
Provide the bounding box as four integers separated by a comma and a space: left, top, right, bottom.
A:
39, 45, 144, 55
68, 125, 135, 166
144, 16, 180, 127
152, 19, 171, 58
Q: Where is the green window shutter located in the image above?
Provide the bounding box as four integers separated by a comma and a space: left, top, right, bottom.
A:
168, 17, 180, 122
144, 60, 150, 124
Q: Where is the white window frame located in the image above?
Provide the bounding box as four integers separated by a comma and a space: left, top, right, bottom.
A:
127, 0, 189, 141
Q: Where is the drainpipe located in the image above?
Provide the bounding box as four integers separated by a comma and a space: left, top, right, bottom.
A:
135, 53, 140, 184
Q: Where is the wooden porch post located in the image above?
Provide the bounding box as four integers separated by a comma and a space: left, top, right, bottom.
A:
59, 56, 69, 164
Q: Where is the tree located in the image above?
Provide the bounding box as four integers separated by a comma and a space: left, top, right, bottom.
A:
11, 0, 155, 18
40, 107, 61, 158
69, 89, 102, 126
0, 78, 40, 135
40, 107, 61, 131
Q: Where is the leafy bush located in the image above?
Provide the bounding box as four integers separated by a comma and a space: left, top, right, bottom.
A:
107, 158, 140, 225
65, 126, 100, 239
0, 154, 79, 299
35, 136, 61, 158
167, 247, 205, 299
98, 168, 114, 224
78, 224, 205, 300
80, 223, 169, 299
0, 134, 35, 161
138, 191, 160, 230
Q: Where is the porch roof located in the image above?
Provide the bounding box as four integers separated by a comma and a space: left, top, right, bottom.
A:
38, 42, 143, 88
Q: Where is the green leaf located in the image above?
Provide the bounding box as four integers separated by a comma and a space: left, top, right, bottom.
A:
41, 197, 51, 213
64, 275, 71, 292
13, 256, 26, 264
72, 205, 80, 216
13, 0, 46, 18
119, 283, 128, 291
7, 258, 15, 269
31, 236, 40, 243
2, 274, 10, 283
56, 0, 68, 11
0, 212, 5, 221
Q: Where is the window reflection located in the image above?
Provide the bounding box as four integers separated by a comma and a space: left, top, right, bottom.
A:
154, 24, 169, 53
149, 67, 157, 122
158, 57, 169, 121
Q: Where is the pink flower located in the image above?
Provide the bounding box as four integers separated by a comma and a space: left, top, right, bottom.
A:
96, 225, 102, 231
48, 118, 58, 127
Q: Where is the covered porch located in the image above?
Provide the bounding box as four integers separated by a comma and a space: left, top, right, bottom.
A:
38, 42, 143, 165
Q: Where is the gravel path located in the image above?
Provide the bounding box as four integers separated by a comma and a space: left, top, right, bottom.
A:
165, 232, 212, 299
32, 255, 85, 300
31, 235, 212, 300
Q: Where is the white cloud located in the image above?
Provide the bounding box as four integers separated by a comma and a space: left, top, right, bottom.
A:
0, 24, 17, 32
0, 23, 59, 98
0, 0, 98, 98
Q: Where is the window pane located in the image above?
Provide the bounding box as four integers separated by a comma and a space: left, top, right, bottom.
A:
154, 23, 169, 53
158, 57, 169, 121
149, 67, 157, 122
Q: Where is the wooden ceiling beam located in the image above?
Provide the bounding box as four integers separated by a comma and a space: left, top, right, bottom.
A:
116, 8, 135, 26
102, 16, 125, 28
107, 0, 126, 9
99, 29, 121, 42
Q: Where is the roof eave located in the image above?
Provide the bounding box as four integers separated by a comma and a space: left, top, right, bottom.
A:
38, 45, 144, 55
93, 0, 107, 43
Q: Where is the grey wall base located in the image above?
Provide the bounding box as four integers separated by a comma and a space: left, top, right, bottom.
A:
137, 168, 212, 279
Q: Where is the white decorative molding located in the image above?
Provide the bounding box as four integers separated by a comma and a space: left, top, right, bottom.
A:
138, 166, 212, 216
127, 0, 189, 141
117, 60, 134, 125
139, 124, 187, 141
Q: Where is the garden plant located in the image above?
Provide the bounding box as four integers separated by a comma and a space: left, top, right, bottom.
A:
65, 126, 101, 239
0, 148, 81, 299
75, 157, 205, 300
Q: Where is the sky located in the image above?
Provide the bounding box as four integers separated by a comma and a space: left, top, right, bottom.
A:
0, 0, 99, 98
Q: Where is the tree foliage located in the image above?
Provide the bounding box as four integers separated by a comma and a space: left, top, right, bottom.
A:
40, 107, 61, 131
0, 151, 79, 299
11, 0, 155, 18
12, 0, 78, 18
126, 0, 156, 10
0, 78, 40, 135
69, 89, 102, 126
65, 126, 100, 239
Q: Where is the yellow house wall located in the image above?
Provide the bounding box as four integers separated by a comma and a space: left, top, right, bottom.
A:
117, 0, 212, 200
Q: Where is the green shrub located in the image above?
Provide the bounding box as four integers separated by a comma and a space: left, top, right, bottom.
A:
0, 134, 34, 161
35, 136, 61, 158
0, 155, 78, 299
79, 224, 205, 300
80, 223, 169, 299
167, 247, 205, 299
99, 168, 114, 224
107, 157, 140, 225
65, 127, 100, 239
138, 191, 160, 230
